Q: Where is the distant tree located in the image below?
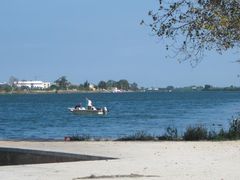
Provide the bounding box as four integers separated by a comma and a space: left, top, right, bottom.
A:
49, 84, 58, 90
20, 86, 30, 91
106, 80, 117, 89
83, 81, 90, 90
78, 84, 85, 90
117, 79, 130, 90
8, 76, 18, 86
203, 84, 212, 91
129, 82, 139, 91
143, 0, 240, 63
0, 84, 12, 92
98, 81, 107, 90
166, 86, 174, 91
54, 76, 70, 90
68, 85, 79, 90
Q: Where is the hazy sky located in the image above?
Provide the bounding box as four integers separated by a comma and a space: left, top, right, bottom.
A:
0, 0, 239, 87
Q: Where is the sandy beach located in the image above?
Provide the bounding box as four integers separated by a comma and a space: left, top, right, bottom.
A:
0, 141, 240, 180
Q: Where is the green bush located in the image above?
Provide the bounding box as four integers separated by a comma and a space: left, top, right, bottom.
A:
228, 117, 240, 139
68, 134, 90, 141
65, 117, 240, 142
183, 125, 208, 141
116, 131, 155, 141
158, 127, 178, 140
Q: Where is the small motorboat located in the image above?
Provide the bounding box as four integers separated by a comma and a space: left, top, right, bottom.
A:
68, 106, 108, 115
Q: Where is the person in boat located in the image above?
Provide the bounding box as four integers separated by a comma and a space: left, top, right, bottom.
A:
86, 98, 93, 110
75, 103, 82, 110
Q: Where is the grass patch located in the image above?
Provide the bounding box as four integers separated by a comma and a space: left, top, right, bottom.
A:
65, 117, 240, 141
157, 127, 178, 140
227, 117, 240, 139
183, 117, 240, 141
183, 125, 208, 141
116, 131, 156, 141
65, 134, 91, 141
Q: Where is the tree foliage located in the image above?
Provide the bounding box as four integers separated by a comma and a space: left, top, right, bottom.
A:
117, 79, 130, 90
143, 0, 240, 63
106, 80, 117, 88
8, 76, 18, 86
129, 82, 138, 91
98, 81, 107, 89
0, 84, 12, 92
54, 76, 70, 90
83, 81, 90, 90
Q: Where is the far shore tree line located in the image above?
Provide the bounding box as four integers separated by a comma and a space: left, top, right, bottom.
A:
0, 76, 139, 93
1, 76, 240, 93
52, 76, 139, 91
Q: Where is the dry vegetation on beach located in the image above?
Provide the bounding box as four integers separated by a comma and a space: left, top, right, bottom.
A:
66, 116, 240, 142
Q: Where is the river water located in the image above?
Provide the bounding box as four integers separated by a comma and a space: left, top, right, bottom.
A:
0, 92, 240, 140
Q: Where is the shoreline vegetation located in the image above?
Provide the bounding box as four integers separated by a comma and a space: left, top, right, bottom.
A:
1, 76, 240, 94
1, 89, 240, 95
1, 85, 240, 95
0, 77, 140, 94
65, 117, 240, 142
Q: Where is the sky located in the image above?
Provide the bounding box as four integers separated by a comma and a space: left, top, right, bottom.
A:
0, 0, 239, 87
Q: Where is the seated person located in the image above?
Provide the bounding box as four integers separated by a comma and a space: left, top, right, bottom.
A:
75, 103, 82, 110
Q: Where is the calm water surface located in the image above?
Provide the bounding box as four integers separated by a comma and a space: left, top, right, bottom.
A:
0, 92, 240, 140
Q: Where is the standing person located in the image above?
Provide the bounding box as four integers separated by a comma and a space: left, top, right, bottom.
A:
86, 98, 93, 110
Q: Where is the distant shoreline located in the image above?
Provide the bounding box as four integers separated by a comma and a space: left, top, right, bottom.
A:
0, 89, 137, 95
1, 89, 240, 95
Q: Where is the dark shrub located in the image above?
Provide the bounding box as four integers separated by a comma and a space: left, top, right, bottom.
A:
68, 134, 91, 141
227, 117, 240, 139
183, 125, 208, 141
215, 128, 229, 140
116, 131, 155, 141
207, 130, 217, 140
158, 127, 178, 140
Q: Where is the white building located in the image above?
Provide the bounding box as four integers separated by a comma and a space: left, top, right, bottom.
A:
0, 82, 7, 85
14, 81, 51, 89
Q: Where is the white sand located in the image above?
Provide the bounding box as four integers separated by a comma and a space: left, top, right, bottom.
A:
0, 141, 240, 180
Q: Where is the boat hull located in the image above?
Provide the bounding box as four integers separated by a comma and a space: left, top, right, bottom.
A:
68, 108, 106, 115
